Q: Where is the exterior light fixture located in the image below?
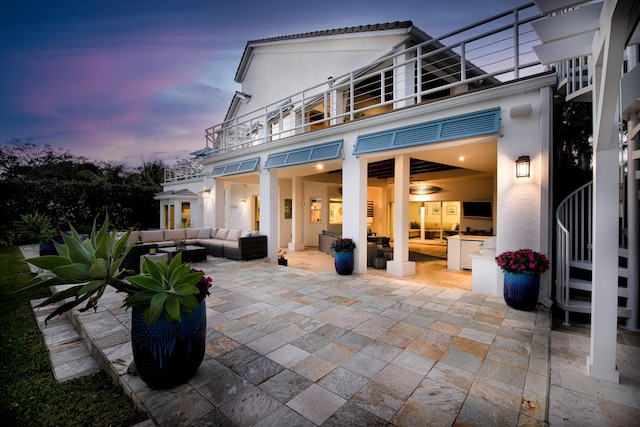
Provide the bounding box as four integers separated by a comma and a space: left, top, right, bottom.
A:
515, 155, 531, 178
203, 189, 210, 198
240, 199, 247, 207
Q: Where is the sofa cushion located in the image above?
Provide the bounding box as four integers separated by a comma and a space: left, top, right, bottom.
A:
127, 230, 140, 243
185, 228, 199, 239
227, 229, 242, 241
250, 230, 260, 237
410, 221, 419, 229
140, 230, 164, 243
242, 230, 252, 238
163, 229, 186, 241
197, 227, 212, 239
215, 228, 229, 240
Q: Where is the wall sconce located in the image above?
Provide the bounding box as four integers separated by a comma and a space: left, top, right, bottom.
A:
510, 103, 532, 118
515, 155, 531, 178
202, 189, 210, 199
240, 199, 246, 207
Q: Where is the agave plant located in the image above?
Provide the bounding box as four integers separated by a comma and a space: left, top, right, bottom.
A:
24, 214, 207, 327
24, 214, 135, 323
123, 254, 204, 327
13, 211, 54, 243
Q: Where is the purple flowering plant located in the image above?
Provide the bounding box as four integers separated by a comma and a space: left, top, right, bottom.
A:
191, 268, 212, 302
331, 237, 356, 252
495, 248, 550, 275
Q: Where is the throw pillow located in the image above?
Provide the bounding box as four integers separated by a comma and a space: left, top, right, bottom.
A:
197, 227, 212, 239
215, 228, 229, 240
227, 229, 242, 241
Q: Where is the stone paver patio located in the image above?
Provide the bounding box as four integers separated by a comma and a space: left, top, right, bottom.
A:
23, 245, 640, 426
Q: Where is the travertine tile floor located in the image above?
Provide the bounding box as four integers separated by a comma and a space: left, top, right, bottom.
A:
22, 245, 640, 426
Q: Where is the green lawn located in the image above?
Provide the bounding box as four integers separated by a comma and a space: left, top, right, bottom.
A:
0, 247, 146, 427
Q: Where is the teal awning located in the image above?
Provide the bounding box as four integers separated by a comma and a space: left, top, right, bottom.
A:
353, 108, 500, 155
264, 140, 343, 169
210, 157, 260, 177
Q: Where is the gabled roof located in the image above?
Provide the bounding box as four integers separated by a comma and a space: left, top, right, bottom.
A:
234, 21, 414, 83
154, 188, 197, 200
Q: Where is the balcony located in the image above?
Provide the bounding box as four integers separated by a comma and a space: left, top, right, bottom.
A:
164, 157, 204, 183
165, 3, 546, 182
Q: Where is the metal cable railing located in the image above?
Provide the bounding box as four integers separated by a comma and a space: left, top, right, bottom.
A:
198, 2, 543, 159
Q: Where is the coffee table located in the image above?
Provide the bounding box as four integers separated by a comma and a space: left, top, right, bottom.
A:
158, 245, 207, 263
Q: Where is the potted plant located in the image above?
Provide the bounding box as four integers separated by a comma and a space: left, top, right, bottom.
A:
495, 248, 550, 310
277, 250, 288, 266
331, 237, 356, 275
12, 211, 62, 255
125, 257, 211, 388
21, 214, 211, 388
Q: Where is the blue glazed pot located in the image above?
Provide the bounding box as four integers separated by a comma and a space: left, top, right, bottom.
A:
334, 250, 354, 275
131, 300, 206, 388
503, 271, 540, 311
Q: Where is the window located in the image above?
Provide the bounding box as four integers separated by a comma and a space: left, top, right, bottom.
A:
310, 198, 322, 223
181, 202, 191, 227
164, 204, 175, 229
329, 198, 342, 224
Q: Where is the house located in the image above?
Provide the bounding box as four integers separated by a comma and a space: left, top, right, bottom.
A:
159, 0, 639, 384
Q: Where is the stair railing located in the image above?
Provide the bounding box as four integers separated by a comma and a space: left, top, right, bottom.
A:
555, 181, 593, 320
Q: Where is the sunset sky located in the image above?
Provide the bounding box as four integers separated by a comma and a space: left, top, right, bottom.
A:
0, 0, 525, 166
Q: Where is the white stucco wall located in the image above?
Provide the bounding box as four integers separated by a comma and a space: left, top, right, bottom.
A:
236, 33, 410, 118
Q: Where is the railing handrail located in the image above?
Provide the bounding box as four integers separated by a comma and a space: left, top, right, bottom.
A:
555, 181, 593, 306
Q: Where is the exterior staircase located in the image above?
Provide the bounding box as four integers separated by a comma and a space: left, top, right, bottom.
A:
555, 182, 632, 326
555, 158, 639, 330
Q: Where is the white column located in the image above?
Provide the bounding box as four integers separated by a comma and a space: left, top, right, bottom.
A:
393, 48, 416, 109
211, 178, 226, 228
589, 144, 620, 383
260, 164, 279, 264
342, 150, 367, 273
289, 176, 305, 251
387, 154, 416, 276
587, 6, 629, 382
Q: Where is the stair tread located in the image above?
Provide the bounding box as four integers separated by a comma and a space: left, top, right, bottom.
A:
557, 299, 632, 317
568, 278, 592, 291
566, 278, 630, 297
570, 260, 592, 270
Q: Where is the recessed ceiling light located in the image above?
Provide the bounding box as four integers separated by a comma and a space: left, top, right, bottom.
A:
459, 156, 465, 161
316, 164, 323, 170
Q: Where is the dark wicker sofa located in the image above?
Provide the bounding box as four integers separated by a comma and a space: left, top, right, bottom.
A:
119, 227, 268, 272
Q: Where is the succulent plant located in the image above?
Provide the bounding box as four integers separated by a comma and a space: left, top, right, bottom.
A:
123, 253, 204, 327
23, 214, 207, 327
24, 214, 134, 323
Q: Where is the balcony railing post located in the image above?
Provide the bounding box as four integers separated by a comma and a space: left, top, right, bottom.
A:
513, 8, 520, 79
349, 72, 355, 121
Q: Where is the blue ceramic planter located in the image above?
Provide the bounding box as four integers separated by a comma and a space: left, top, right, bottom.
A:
334, 250, 354, 275
131, 300, 206, 388
503, 271, 540, 311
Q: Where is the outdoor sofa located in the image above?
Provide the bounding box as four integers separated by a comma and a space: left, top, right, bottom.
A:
120, 227, 267, 272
